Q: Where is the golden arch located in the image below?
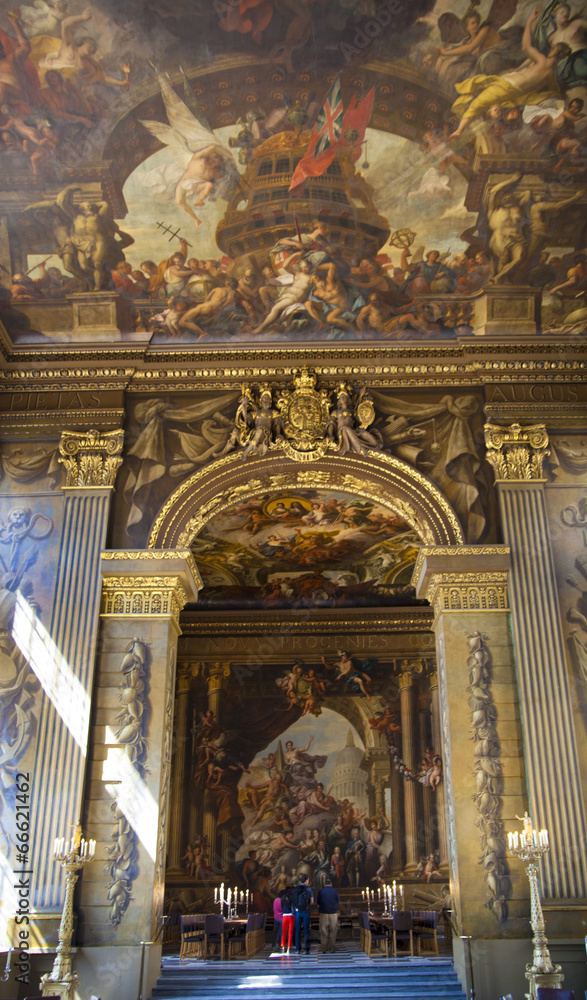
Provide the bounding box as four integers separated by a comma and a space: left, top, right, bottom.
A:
148, 449, 464, 549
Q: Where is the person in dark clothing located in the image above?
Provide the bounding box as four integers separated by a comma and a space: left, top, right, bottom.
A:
316, 877, 340, 953
293, 874, 314, 954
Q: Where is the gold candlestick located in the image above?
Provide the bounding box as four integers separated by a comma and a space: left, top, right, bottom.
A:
508, 820, 564, 999
40, 823, 96, 1000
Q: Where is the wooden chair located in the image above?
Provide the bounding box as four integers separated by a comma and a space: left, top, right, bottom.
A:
227, 913, 255, 959
392, 911, 414, 957
363, 913, 389, 958
203, 913, 225, 960
179, 913, 205, 961
411, 908, 439, 955
358, 911, 367, 950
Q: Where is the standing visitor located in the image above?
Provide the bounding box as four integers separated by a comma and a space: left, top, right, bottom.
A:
280, 885, 295, 954
316, 877, 340, 953
293, 874, 314, 954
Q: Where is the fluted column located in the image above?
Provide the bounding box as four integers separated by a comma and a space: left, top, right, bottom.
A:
428, 670, 449, 871
30, 429, 124, 909
485, 421, 587, 898
167, 665, 193, 871
398, 660, 421, 872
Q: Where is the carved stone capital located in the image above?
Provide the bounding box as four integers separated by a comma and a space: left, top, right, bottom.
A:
193, 660, 232, 692
100, 575, 189, 629
100, 550, 201, 631
426, 572, 509, 617
397, 658, 423, 688
59, 428, 124, 488
176, 665, 192, 695
484, 422, 549, 481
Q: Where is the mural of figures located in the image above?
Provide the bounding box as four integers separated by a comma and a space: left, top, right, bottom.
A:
0, 0, 583, 347
191, 488, 422, 610
170, 652, 445, 913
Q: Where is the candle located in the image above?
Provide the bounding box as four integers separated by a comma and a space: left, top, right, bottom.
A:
362, 890, 365, 899
378, 888, 381, 900
4, 946, 12, 973
214, 888, 217, 903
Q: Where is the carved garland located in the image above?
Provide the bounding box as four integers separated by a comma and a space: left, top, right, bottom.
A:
467, 631, 509, 922
104, 638, 150, 927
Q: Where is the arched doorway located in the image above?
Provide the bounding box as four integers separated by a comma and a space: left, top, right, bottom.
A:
154, 451, 461, 922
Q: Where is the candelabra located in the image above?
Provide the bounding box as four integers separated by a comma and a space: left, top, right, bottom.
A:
507, 819, 564, 999
40, 823, 96, 1000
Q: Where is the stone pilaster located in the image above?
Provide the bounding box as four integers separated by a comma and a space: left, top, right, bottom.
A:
30, 429, 124, 910
192, 661, 232, 869
485, 421, 587, 899
413, 545, 527, 938
78, 550, 201, 947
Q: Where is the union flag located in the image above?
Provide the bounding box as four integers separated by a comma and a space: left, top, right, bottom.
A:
289, 76, 344, 192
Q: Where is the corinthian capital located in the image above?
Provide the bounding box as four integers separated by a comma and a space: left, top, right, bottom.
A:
59, 428, 124, 488
484, 422, 549, 481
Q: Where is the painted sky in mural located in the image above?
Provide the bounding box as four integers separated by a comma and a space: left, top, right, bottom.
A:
191, 488, 422, 609
0, 0, 585, 345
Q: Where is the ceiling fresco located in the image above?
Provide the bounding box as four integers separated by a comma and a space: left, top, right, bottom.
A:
190, 488, 423, 609
0, 0, 585, 348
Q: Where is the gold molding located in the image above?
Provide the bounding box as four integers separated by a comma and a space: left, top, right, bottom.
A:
426, 571, 509, 616
100, 575, 189, 628
484, 422, 550, 481
59, 428, 124, 488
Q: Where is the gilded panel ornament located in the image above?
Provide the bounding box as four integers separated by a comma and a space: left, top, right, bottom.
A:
426, 572, 509, 617
484, 422, 549, 481
59, 428, 124, 488
101, 576, 189, 628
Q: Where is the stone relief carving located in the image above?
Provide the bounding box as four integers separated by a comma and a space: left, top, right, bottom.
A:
560, 498, 587, 685
0, 636, 40, 856
105, 637, 150, 927
0, 506, 54, 629
467, 631, 509, 922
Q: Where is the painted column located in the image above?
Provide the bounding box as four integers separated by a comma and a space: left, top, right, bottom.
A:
429, 669, 449, 871
398, 660, 421, 873
418, 691, 433, 858
167, 665, 193, 871
78, 550, 201, 954
29, 429, 124, 910
413, 545, 527, 940
485, 421, 587, 899
193, 660, 232, 871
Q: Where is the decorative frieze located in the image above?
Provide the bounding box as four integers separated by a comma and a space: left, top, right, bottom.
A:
101, 576, 189, 627
484, 422, 549, 482
426, 572, 509, 617
59, 428, 124, 488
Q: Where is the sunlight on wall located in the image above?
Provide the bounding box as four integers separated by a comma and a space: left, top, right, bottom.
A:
102, 731, 158, 862
0, 850, 17, 946
11, 592, 90, 752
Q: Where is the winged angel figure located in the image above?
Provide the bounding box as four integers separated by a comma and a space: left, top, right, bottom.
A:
140, 71, 241, 229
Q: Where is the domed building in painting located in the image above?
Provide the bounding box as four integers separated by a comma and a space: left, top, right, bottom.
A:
216, 131, 390, 268
329, 728, 368, 813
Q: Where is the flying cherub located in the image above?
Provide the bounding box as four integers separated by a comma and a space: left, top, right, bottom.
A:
140, 69, 241, 229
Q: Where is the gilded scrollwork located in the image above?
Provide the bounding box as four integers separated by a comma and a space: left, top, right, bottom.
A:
59, 428, 124, 488
484, 422, 550, 482
467, 631, 510, 922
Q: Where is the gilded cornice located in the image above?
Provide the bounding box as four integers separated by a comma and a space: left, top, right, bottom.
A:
59, 428, 124, 488
0, 409, 125, 437
180, 609, 434, 634
484, 422, 549, 481
101, 548, 203, 591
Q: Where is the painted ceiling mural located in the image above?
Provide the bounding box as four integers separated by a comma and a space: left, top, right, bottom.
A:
190, 487, 423, 609
0, 0, 585, 347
